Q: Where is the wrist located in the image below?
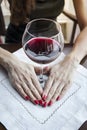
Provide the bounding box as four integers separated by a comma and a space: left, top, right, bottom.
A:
68, 48, 83, 64
66, 52, 80, 68
70, 40, 87, 63
0, 48, 16, 69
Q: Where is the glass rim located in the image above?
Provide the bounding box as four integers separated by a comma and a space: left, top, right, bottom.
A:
25, 18, 62, 39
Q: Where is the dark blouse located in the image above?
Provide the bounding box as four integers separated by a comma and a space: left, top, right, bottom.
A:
0, 0, 65, 43
7, 0, 64, 19
0, 5, 5, 35
30, 0, 64, 20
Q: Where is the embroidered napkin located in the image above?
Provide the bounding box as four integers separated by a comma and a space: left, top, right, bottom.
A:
0, 49, 87, 130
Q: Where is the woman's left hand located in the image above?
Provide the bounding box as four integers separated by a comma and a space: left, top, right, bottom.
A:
42, 54, 79, 107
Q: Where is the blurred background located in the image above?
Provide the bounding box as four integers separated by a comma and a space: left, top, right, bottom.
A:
1, 0, 80, 44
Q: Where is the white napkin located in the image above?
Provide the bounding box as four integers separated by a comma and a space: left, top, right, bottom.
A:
0, 49, 87, 130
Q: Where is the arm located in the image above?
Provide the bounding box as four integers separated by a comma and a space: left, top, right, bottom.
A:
73, 0, 87, 30
0, 47, 43, 104
70, 0, 87, 63
42, 0, 87, 107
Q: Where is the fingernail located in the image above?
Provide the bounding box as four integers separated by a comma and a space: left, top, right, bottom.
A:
25, 96, 30, 100
48, 100, 53, 106
42, 95, 47, 101
34, 100, 39, 105
56, 96, 60, 101
39, 100, 43, 105
43, 102, 47, 107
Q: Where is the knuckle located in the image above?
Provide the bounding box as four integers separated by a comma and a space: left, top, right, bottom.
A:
53, 94, 58, 100
18, 84, 22, 89
54, 77, 58, 82
30, 86, 36, 92
49, 90, 53, 95
50, 74, 54, 79
55, 89, 60, 95
48, 93, 52, 99
61, 78, 65, 83
17, 86, 22, 92
25, 87, 30, 92
68, 79, 72, 84
63, 87, 67, 92
55, 91, 58, 95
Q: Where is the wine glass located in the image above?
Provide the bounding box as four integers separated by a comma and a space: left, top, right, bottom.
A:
22, 18, 64, 84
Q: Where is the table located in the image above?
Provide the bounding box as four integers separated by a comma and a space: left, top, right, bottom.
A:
0, 43, 74, 52
0, 43, 22, 53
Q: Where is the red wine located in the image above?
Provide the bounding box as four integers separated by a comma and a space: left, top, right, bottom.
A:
23, 37, 61, 64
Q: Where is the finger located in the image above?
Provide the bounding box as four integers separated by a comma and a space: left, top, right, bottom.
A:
24, 77, 42, 100
45, 79, 61, 105
44, 70, 65, 104
48, 81, 65, 105
42, 74, 54, 100
31, 77, 43, 95
42, 69, 63, 101
59, 82, 71, 99
21, 81, 40, 105
45, 70, 66, 103
31, 70, 43, 95
26, 65, 43, 94
22, 66, 43, 104
14, 82, 29, 100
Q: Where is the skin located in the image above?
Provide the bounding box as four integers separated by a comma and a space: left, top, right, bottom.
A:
0, 48, 43, 104
42, 0, 87, 106
0, 0, 87, 106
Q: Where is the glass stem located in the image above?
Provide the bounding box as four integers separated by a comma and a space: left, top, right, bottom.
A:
39, 66, 44, 83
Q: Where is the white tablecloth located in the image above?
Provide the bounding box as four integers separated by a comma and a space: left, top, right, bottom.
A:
0, 49, 87, 130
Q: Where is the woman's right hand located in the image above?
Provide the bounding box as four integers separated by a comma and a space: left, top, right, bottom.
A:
3, 54, 43, 105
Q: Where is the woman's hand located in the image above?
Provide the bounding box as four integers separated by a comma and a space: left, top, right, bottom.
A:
42, 54, 79, 107
4, 55, 43, 105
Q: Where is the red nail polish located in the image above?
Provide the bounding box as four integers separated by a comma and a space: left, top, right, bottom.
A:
25, 96, 30, 100
42, 95, 47, 101
56, 96, 60, 101
48, 101, 53, 106
43, 102, 47, 107
39, 100, 43, 105
34, 100, 39, 105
